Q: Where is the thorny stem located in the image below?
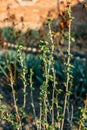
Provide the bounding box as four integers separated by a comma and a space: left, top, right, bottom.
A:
52, 68, 56, 126
61, 2, 72, 130
79, 124, 82, 130
56, 93, 61, 129
8, 65, 22, 130
48, 22, 56, 128
17, 46, 27, 109
39, 40, 50, 130
48, 22, 54, 54
48, 23, 54, 45
23, 69, 27, 109
20, 54, 26, 109
44, 63, 49, 130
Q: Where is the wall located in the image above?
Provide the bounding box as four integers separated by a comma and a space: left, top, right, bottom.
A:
0, 0, 86, 31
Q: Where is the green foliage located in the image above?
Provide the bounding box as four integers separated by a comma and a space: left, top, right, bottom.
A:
73, 59, 87, 94
2, 27, 17, 43
29, 29, 39, 39
0, 4, 87, 129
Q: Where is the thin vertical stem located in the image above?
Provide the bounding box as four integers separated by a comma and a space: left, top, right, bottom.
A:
52, 67, 56, 126
56, 93, 60, 129
61, 2, 72, 130
43, 63, 48, 130
78, 124, 82, 130
48, 22, 56, 128
23, 70, 27, 109
8, 65, 22, 130
17, 46, 27, 109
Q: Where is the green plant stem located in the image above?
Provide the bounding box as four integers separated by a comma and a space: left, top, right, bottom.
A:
44, 63, 48, 130
48, 22, 56, 128
78, 124, 82, 130
48, 23, 54, 46
8, 65, 22, 130
61, 3, 72, 130
56, 93, 60, 129
52, 67, 56, 126
22, 69, 27, 109
20, 54, 27, 109
17, 46, 27, 109
49, 22, 55, 124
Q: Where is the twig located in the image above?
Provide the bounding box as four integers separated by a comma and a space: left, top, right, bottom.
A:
61, 2, 72, 130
